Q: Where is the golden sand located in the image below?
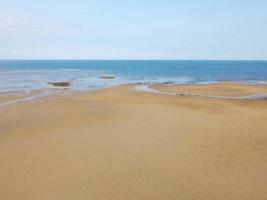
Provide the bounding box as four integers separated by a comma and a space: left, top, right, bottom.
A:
0, 83, 267, 200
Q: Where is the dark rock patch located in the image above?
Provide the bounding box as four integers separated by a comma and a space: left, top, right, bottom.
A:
48, 81, 72, 87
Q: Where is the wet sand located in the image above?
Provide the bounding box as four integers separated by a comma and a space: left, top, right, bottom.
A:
0, 83, 267, 200
152, 82, 267, 96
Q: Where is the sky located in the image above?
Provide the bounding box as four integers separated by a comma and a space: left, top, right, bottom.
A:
0, 0, 267, 60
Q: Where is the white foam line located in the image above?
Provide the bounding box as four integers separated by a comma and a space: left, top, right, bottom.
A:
134, 84, 267, 100
0, 90, 62, 107
175, 92, 267, 100
134, 84, 161, 94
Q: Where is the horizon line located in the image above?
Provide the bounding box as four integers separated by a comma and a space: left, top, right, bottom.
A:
0, 58, 267, 62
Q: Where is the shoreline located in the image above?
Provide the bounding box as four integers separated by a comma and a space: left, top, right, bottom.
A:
1, 81, 267, 106
135, 83, 267, 100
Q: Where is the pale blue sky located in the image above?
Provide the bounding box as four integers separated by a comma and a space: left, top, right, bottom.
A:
1, 0, 267, 59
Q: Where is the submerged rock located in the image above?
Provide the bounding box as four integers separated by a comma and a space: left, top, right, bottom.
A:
48, 81, 72, 87
99, 75, 116, 79
163, 81, 174, 85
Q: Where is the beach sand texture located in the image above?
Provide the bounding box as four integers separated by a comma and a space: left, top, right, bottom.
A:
0, 83, 267, 200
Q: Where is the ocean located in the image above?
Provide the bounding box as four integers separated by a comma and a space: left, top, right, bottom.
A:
0, 60, 267, 93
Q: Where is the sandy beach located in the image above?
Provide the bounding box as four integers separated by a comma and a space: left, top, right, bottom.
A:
0, 83, 267, 200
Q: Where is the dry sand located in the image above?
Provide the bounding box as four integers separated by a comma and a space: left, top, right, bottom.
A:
0, 83, 267, 200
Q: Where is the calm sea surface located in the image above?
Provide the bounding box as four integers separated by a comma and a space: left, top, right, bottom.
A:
0, 60, 267, 92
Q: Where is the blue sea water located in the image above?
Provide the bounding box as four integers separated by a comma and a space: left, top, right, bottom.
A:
0, 60, 267, 93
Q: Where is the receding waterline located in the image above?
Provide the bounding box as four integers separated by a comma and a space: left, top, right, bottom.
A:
134, 84, 267, 100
